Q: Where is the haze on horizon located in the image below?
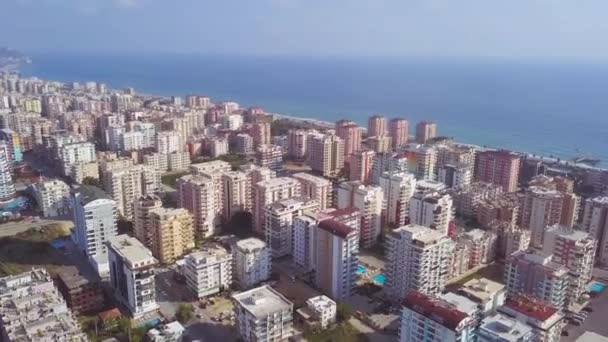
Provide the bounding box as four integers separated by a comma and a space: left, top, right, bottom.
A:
2, 0, 608, 61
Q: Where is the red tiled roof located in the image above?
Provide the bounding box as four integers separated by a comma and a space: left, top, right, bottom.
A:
318, 219, 354, 239
98, 308, 121, 321
504, 296, 558, 322
402, 291, 469, 331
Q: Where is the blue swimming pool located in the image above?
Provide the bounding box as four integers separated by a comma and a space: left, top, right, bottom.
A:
356, 265, 367, 275
372, 273, 386, 286
590, 282, 605, 293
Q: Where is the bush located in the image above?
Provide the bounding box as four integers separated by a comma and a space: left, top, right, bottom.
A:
176, 303, 195, 323
336, 304, 354, 322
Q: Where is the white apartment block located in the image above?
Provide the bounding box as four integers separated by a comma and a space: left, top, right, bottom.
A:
190, 160, 232, 229
293, 215, 317, 271
30, 179, 70, 217
409, 190, 454, 236
478, 314, 535, 342
133, 194, 163, 249
451, 182, 502, 218
292, 172, 332, 211
167, 151, 191, 171
379, 171, 417, 226
385, 224, 452, 301
106, 235, 159, 318
0, 141, 14, 201
438, 164, 473, 189
223, 113, 244, 130
336, 181, 384, 248
222, 171, 252, 220
315, 219, 359, 301
542, 225, 596, 308
306, 295, 337, 329
264, 197, 319, 258
234, 238, 272, 289
457, 228, 497, 269
233, 285, 293, 342
580, 196, 608, 265
184, 245, 233, 298
156, 130, 183, 154
210, 138, 229, 158
520, 187, 564, 248
144, 152, 169, 172
71, 185, 117, 258
59, 141, 96, 179
254, 177, 301, 235
0, 269, 87, 341
306, 132, 344, 178
103, 165, 161, 220
399, 291, 476, 342
400, 143, 437, 180
505, 227, 531, 260
498, 296, 564, 342
177, 174, 217, 238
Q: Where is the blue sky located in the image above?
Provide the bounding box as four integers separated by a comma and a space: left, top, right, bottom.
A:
2, 0, 608, 60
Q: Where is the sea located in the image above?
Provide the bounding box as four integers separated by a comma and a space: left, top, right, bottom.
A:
20, 53, 608, 168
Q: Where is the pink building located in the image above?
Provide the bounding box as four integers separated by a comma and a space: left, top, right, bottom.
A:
367, 115, 387, 137
349, 150, 375, 184
475, 150, 521, 193
415, 121, 437, 144
336, 120, 362, 158
389, 118, 409, 149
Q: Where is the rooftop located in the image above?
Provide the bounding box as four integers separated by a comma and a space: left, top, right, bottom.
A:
187, 244, 231, 263
233, 285, 293, 318
56, 266, 100, 290
403, 291, 471, 331
391, 224, 448, 245
106, 234, 157, 268
72, 184, 111, 203
292, 172, 331, 185
439, 292, 480, 316
235, 237, 267, 253
502, 296, 558, 322
460, 278, 505, 303
317, 219, 354, 239
479, 313, 534, 342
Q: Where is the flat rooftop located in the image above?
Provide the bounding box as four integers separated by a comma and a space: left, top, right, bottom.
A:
479, 314, 534, 342
233, 285, 293, 318
106, 234, 156, 268
235, 237, 267, 253
391, 224, 447, 245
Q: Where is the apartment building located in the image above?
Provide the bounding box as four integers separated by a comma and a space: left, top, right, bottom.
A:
264, 197, 319, 258
233, 238, 272, 289
177, 174, 217, 238
292, 172, 332, 210
409, 190, 454, 236
307, 132, 344, 178
379, 171, 417, 226
253, 177, 301, 235
71, 185, 117, 258
336, 181, 384, 248
184, 244, 233, 298
149, 207, 195, 264
30, 179, 70, 217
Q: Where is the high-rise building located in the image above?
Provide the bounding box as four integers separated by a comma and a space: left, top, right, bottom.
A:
0, 142, 15, 202
0, 128, 22, 162
349, 150, 375, 184
71, 186, 117, 258
409, 190, 453, 236
402, 144, 437, 180
209, 137, 229, 158
177, 175, 217, 238
222, 171, 252, 220
379, 171, 417, 226
580, 196, 608, 265
438, 164, 473, 189
389, 118, 409, 149
370, 152, 408, 185
265, 197, 319, 258
314, 219, 359, 301
451, 182, 502, 218
292, 172, 332, 210
399, 291, 475, 342
457, 229, 497, 269
476, 194, 520, 228
335, 120, 362, 159
368, 115, 387, 137
366, 135, 392, 154
475, 150, 521, 192
252, 121, 271, 148
287, 129, 308, 159
307, 132, 345, 178
155, 130, 183, 154
519, 187, 564, 248
233, 133, 254, 154
542, 225, 595, 308
184, 244, 233, 298
337, 181, 384, 248
106, 235, 159, 318
385, 225, 453, 300
233, 238, 272, 289
255, 144, 283, 171
498, 296, 564, 342
149, 208, 195, 264
505, 250, 568, 309
293, 214, 317, 270
30, 179, 69, 217
415, 121, 437, 144
133, 194, 163, 249
253, 177, 301, 235
233, 285, 293, 342
103, 165, 161, 220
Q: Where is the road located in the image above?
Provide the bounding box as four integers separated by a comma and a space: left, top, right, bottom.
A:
561, 290, 608, 341
0, 218, 73, 238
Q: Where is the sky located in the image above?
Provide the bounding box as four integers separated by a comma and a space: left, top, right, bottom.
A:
2, 0, 608, 60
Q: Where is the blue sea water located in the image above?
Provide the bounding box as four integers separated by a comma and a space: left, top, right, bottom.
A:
21, 53, 608, 167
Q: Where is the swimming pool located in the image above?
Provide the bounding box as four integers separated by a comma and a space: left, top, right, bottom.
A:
590, 282, 605, 293
356, 265, 367, 275
372, 273, 386, 286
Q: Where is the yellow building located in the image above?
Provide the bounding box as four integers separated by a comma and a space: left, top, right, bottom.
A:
149, 208, 195, 264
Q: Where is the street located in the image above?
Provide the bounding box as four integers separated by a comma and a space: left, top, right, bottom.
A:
561, 290, 608, 341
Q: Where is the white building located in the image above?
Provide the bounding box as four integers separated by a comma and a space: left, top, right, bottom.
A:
254, 177, 301, 235
233, 285, 293, 342
457, 228, 497, 269
184, 245, 232, 298
580, 196, 608, 265
223, 114, 244, 131
292, 172, 332, 211
0, 141, 15, 201
177, 174, 217, 238
30, 179, 70, 217
0, 269, 87, 341
71, 185, 117, 259
401, 143, 437, 180
478, 313, 535, 342
103, 165, 161, 220
399, 291, 476, 342
147, 321, 185, 342
210, 137, 229, 158
59, 142, 96, 180
106, 234, 159, 318
385, 224, 452, 300
222, 171, 252, 220
167, 151, 191, 171
379, 171, 416, 226
156, 130, 182, 154
438, 164, 473, 189
293, 215, 317, 270
336, 181, 384, 248
306, 295, 337, 329
233, 238, 272, 289
409, 190, 453, 236
265, 197, 319, 258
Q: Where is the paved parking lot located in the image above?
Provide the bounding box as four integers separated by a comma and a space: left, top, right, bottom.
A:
562, 290, 608, 341
155, 267, 191, 319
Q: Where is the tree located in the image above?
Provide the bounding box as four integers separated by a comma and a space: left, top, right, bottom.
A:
336, 303, 354, 322
82, 177, 102, 188
176, 303, 194, 323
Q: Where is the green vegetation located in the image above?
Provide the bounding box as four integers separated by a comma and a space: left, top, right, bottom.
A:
161, 171, 190, 188
336, 303, 354, 322
0, 224, 71, 277
82, 177, 103, 188
212, 153, 251, 170
80, 316, 150, 342
223, 211, 254, 238
176, 303, 195, 323
271, 118, 328, 136
305, 322, 369, 342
